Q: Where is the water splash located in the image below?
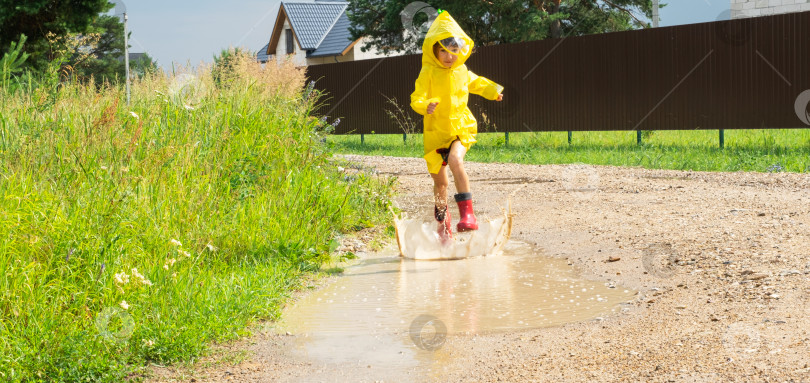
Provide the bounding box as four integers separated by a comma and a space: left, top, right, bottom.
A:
392, 203, 513, 260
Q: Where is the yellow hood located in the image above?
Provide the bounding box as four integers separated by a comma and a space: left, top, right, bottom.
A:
421, 11, 474, 69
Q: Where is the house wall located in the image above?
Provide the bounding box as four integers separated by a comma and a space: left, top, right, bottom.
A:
351, 37, 390, 61
275, 19, 308, 67
304, 37, 392, 66
731, 0, 810, 19
306, 50, 355, 66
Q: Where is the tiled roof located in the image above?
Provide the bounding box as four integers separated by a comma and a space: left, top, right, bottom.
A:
307, 12, 353, 57
283, 1, 348, 50
256, 42, 271, 63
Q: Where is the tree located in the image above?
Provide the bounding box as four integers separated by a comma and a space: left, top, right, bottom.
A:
70, 14, 126, 82
212, 47, 251, 86
0, 0, 113, 71
130, 52, 159, 78
347, 0, 663, 54
1, 2, 157, 83
70, 15, 158, 82
0, 35, 30, 89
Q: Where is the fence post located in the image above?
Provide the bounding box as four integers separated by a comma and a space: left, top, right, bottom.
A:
403, 133, 407, 144
505, 132, 509, 146
637, 130, 642, 145
719, 129, 724, 149
361, 134, 364, 145
568, 131, 572, 145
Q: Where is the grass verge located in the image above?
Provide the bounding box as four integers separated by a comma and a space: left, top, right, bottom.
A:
328, 129, 810, 173
0, 52, 393, 381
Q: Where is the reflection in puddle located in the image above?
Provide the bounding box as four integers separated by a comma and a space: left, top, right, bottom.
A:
276, 241, 636, 380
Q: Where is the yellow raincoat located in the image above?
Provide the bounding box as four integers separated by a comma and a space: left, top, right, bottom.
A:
410, 11, 502, 174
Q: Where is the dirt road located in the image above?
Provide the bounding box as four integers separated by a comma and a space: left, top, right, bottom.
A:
151, 155, 810, 382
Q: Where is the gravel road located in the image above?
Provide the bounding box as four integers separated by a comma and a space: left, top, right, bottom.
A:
150, 155, 810, 382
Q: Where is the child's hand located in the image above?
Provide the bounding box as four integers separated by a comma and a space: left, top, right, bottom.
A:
497, 94, 504, 101
427, 102, 439, 114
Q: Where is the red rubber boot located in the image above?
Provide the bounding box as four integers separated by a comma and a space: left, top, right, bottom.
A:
435, 205, 453, 244
455, 193, 478, 232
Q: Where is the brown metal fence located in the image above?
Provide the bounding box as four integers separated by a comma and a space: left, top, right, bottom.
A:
306, 11, 810, 135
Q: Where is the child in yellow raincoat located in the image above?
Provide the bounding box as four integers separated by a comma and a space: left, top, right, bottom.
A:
410, 11, 503, 242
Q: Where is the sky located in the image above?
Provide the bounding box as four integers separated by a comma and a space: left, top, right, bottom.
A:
119, 0, 731, 71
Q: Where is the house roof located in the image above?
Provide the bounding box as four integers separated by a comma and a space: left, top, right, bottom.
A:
284, 1, 348, 50
267, 1, 356, 58
307, 13, 353, 57
256, 42, 271, 63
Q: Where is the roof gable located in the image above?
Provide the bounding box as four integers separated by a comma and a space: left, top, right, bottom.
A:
283, 1, 348, 50
267, 1, 359, 59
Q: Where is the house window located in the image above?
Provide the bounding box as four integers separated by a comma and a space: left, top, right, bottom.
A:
286, 29, 294, 54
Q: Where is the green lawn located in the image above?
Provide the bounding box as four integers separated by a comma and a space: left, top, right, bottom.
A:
328, 129, 810, 173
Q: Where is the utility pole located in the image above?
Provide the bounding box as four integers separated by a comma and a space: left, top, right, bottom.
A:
124, 12, 130, 105
114, 0, 130, 105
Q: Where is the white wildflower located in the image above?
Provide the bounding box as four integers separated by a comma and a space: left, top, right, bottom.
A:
130, 268, 152, 286
163, 264, 169, 270
337, 166, 345, 172
120, 300, 129, 310
206, 243, 217, 252
184, 104, 195, 111
129, 111, 139, 120
142, 339, 155, 347
170, 239, 182, 247
168, 258, 176, 266
131, 268, 144, 280
171, 272, 177, 279
114, 272, 129, 285
179, 250, 191, 258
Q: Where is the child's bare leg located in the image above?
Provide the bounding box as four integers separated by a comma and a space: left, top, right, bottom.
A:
430, 166, 449, 207
430, 167, 453, 241
447, 140, 469, 193
447, 140, 478, 231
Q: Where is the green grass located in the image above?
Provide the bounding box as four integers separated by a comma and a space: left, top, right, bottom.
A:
328, 129, 810, 172
0, 58, 393, 381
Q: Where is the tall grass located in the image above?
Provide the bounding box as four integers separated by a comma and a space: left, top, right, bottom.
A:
0, 52, 392, 381
329, 129, 810, 172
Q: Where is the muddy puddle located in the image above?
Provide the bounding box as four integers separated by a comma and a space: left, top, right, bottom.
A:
274, 241, 635, 381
